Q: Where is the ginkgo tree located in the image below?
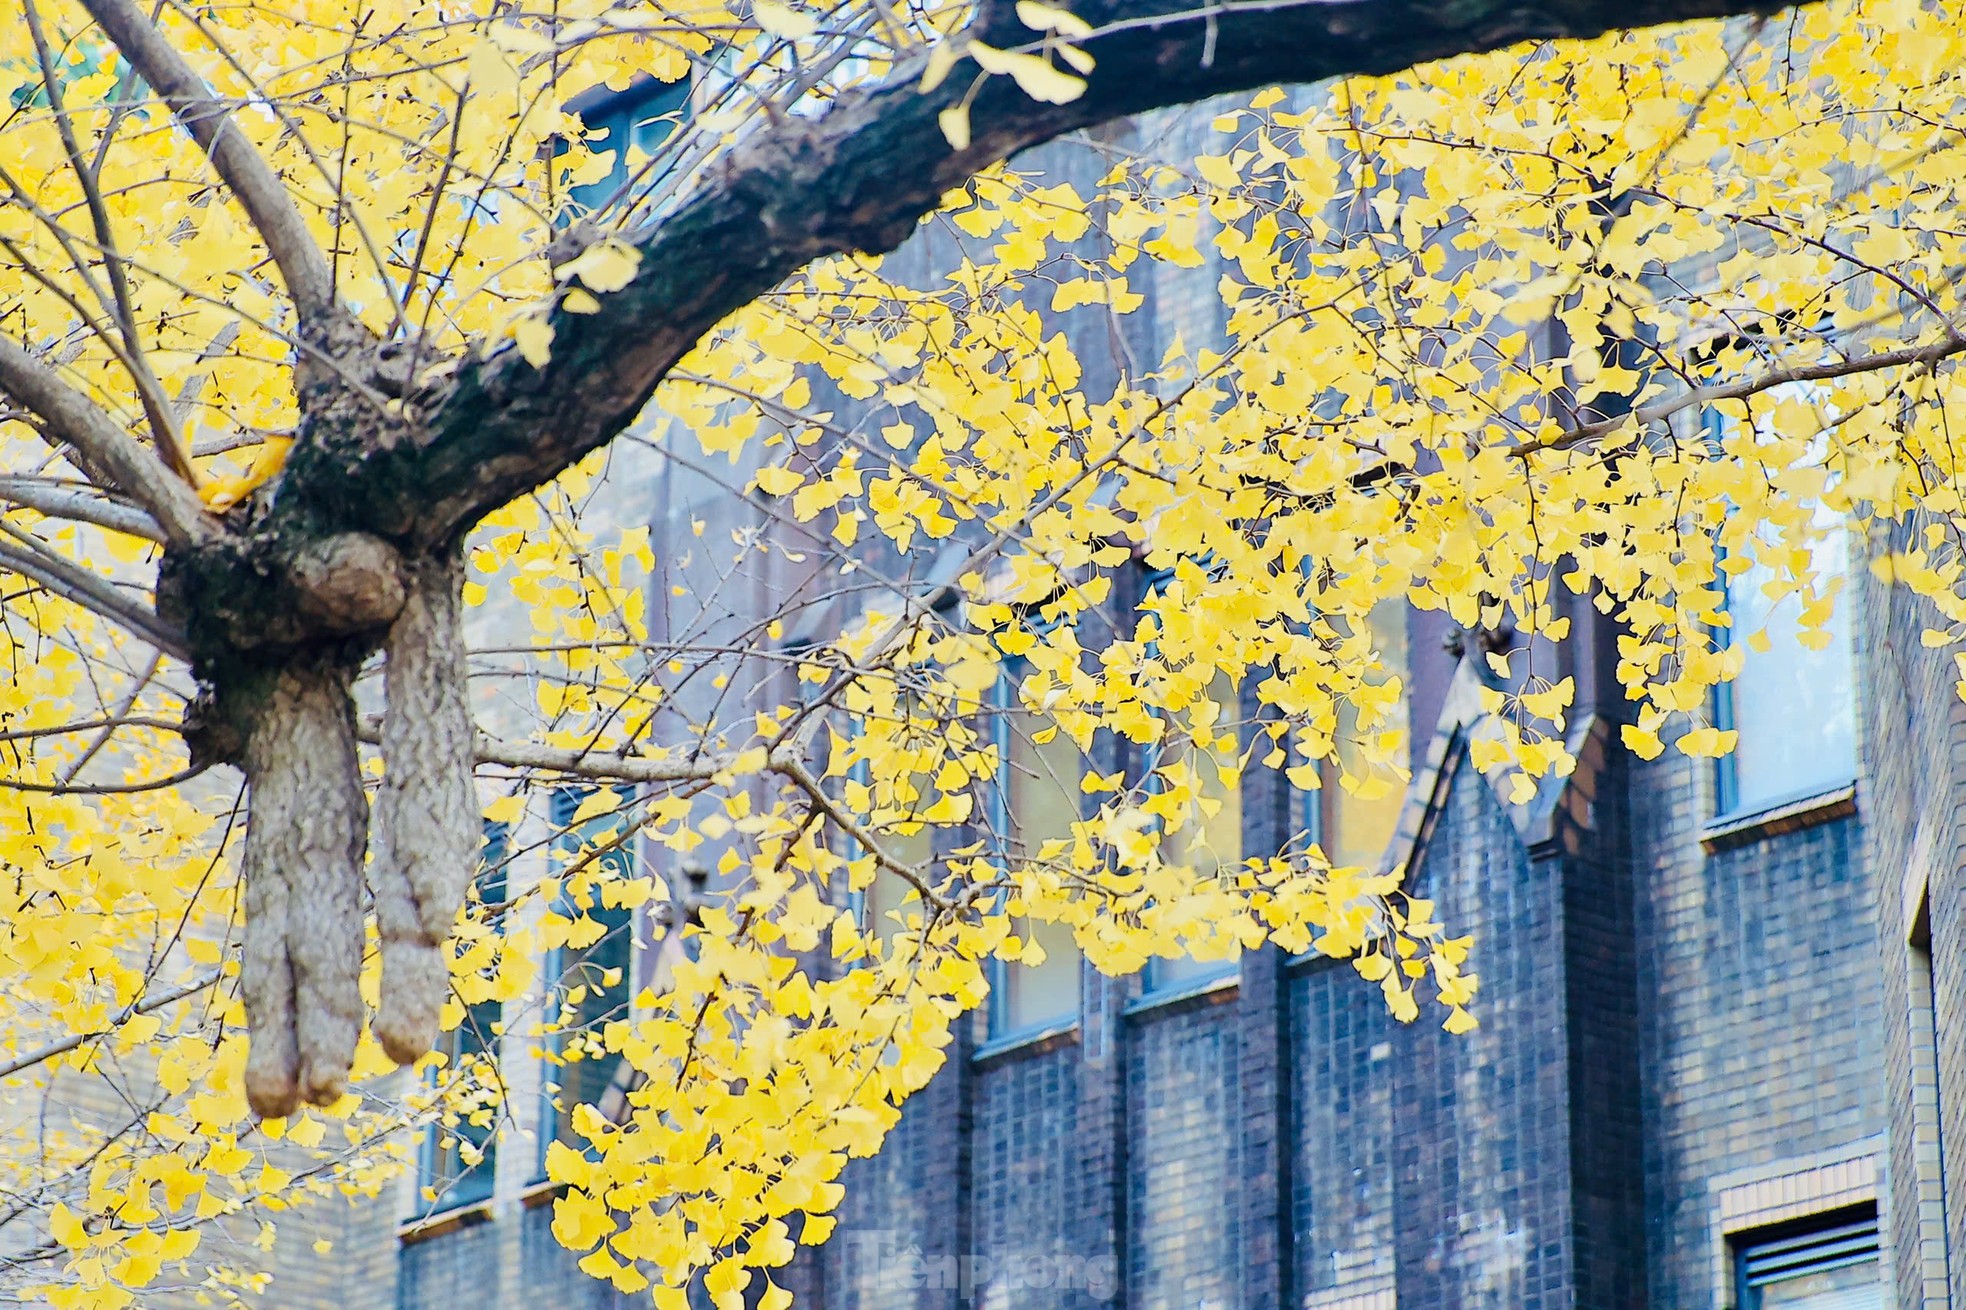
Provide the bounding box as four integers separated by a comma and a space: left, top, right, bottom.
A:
5, 0, 1966, 1301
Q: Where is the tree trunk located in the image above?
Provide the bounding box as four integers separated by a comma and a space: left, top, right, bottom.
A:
372, 549, 479, 1065
239, 653, 367, 1119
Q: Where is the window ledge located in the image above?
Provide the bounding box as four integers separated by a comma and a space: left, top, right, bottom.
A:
520, 1177, 568, 1210
397, 1198, 494, 1245
972, 1020, 1079, 1066
1702, 783, 1856, 853
1284, 949, 1350, 975
1123, 970, 1239, 1017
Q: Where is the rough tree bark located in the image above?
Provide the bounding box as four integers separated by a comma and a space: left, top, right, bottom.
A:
17, 0, 1806, 1117
372, 549, 479, 1066
237, 654, 367, 1116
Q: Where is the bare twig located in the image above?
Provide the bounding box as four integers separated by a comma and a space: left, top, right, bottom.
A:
0, 968, 223, 1081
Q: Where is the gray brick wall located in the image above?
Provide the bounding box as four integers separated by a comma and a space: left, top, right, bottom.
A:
1289, 959, 1397, 1305
969, 1044, 1090, 1309
1126, 995, 1243, 1310
826, 1042, 972, 1310
1860, 515, 1966, 1310
1389, 756, 1574, 1310
1629, 749, 1885, 1307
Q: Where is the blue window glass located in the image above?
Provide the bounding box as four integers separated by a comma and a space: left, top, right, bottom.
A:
1707, 402, 1857, 817
414, 822, 509, 1215
567, 77, 692, 217
540, 785, 638, 1164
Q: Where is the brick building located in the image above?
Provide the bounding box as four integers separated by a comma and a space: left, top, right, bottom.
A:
286, 81, 1957, 1310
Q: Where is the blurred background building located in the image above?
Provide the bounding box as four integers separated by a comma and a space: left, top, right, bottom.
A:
279, 77, 1956, 1310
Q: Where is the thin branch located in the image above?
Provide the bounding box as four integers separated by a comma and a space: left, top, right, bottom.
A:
773, 751, 939, 900
353, 714, 725, 784
0, 335, 212, 546
0, 715, 182, 745
0, 477, 164, 542
1512, 333, 1966, 458
0, 969, 223, 1081
24, 0, 196, 483
0, 763, 208, 795
0, 537, 188, 659
76, 0, 338, 320
355, 710, 932, 898
59, 649, 163, 787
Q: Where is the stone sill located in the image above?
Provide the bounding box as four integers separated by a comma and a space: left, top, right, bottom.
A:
1701, 783, 1857, 854
397, 1198, 493, 1246
971, 1020, 1079, 1067
1122, 970, 1239, 1018
520, 1177, 568, 1210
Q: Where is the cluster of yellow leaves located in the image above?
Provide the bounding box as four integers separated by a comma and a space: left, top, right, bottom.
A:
10, 0, 1966, 1304
0, 573, 418, 1309
519, 6, 1966, 1292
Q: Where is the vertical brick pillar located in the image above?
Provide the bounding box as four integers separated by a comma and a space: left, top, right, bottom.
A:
1077, 959, 1130, 1310
1238, 672, 1294, 1310
1237, 945, 1291, 1310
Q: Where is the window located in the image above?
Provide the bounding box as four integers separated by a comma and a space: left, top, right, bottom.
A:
414, 822, 510, 1215
541, 785, 639, 1162
842, 748, 935, 952
1706, 400, 1857, 817
1129, 564, 1246, 997
567, 76, 693, 218
1142, 669, 1244, 996
1736, 1210, 1885, 1309
987, 662, 1084, 1039
1301, 597, 1410, 871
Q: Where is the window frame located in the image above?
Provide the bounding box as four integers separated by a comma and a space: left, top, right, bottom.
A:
1135, 563, 1243, 1001
535, 783, 641, 1179
1733, 1206, 1884, 1310
1701, 404, 1859, 824
411, 821, 512, 1219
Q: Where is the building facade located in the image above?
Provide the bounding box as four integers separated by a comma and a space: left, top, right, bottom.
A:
280, 88, 1960, 1310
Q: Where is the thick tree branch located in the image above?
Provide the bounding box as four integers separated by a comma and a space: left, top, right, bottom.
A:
0, 336, 212, 546
76, 0, 338, 322
269, 0, 1799, 550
